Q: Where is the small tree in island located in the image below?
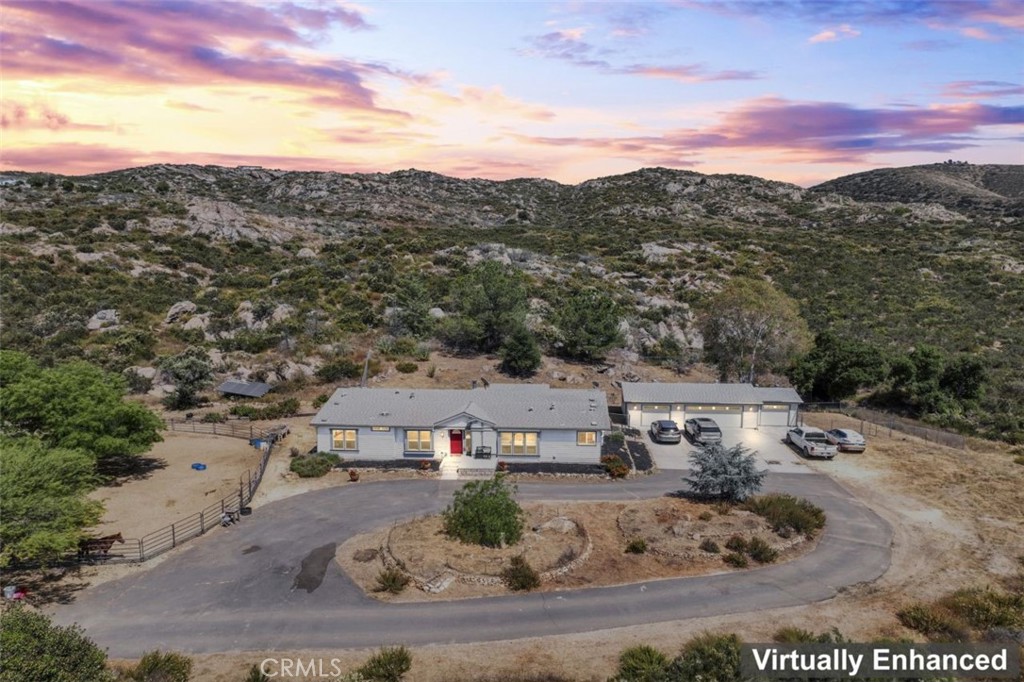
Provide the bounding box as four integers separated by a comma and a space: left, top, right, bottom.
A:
442, 475, 524, 547
684, 443, 765, 502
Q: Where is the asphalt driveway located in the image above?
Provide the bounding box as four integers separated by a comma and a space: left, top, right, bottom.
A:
49, 472, 891, 657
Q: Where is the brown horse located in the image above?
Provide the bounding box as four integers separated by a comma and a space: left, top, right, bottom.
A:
78, 532, 124, 558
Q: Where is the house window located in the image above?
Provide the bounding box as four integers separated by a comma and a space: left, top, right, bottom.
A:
577, 431, 597, 446
405, 430, 433, 452
331, 429, 357, 451
499, 432, 538, 456
371, 426, 391, 432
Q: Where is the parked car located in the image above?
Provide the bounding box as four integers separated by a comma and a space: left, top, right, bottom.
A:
684, 417, 723, 445
785, 427, 838, 459
649, 420, 683, 444
826, 428, 867, 453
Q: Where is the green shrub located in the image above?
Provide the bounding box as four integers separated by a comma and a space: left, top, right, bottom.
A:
375, 568, 411, 594
668, 632, 743, 682
312, 393, 330, 409
1014, 455, 1024, 466
128, 650, 193, 681
897, 603, 970, 641
357, 646, 412, 682
939, 588, 1024, 629
773, 626, 819, 643
723, 551, 748, 568
626, 537, 648, 554
601, 454, 629, 478
443, 476, 524, 548
615, 644, 669, 681
244, 664, 270, 682
502, 555, 541, 591
743, 493, 826, 538
606, 431, 625, 446
746, 536, 779, 564
724, 535, 748, 553
698, 511, 713, 521
395, 361, 418, 374
289, 455, 333, 478
426, 363, 437, 379
0, 606, 112, 682
316, 357, 362, 382
200, 412, 226, 423
699, 538, 720, 553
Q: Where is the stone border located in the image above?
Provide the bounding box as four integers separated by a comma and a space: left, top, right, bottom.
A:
380, 519, 593, 593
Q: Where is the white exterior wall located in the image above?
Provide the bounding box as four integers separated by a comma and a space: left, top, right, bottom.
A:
495, 429, 603, 464
316, 426, 404, 460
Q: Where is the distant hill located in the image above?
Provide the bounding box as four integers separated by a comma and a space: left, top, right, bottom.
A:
812, 163, 1024, 216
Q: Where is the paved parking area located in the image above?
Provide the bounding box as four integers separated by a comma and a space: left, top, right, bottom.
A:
645, 425, 813, 474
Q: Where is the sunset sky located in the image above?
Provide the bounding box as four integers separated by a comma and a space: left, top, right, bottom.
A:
2, 0, 1022, 185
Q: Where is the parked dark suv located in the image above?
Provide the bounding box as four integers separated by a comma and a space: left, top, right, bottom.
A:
684, 417, 723, 445
649, 420, 683, 444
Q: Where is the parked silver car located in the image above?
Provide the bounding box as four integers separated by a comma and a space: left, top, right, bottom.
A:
649, 420, 683, 444
684, 417, 723, 445
826, 428, 867, 452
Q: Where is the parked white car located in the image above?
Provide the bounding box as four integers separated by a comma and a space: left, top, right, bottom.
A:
785, 427, 838, 459
826, 428, 867, 453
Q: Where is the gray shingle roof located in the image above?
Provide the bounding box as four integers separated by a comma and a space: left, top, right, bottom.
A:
621, 382, 802, 406
311, 384, 610, 431
217, 380, 273, 398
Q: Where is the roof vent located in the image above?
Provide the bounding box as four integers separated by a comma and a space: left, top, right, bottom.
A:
549, 403, 555, 410
409, 392, 415, 399
528, 407, 533, 412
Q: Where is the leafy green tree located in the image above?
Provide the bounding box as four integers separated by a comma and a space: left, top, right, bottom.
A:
553, 288, 621, 362
499, 324, 542, 377
789, 331, 888, 401
390, 276, 434, 338
939, 355, 986, 403
0, 437, 103, 566
0, 351, 163, 464
0, 606, 113, 682
158, 346, 213, 410
444, 262, 528, 352
443, 475, 524, 547
684, 443, 765, 502
700, 279, 811, 383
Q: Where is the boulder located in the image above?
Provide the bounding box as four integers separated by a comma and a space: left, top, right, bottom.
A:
296, 247, 318, 259
87, 309, 119, 331
538, 517, 578, 534
182, 313, 210, 331
164, 301, 196, 324
428, 307, 447, 319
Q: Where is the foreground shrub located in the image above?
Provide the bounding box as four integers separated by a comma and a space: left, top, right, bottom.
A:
668, 632, 743, 682
614, 644, 669, 682
724, 535, 748, 553
939, 587, 1024, 629
897, 603, 970, 641
443, 476, 524, 547
127, 650, 193, 682
746, 536, 779, 564
200, 412, 226, 423
375, 568, 411, 594
0, 606, 112, 682
289, 455, 333, 478
357, 646, 412, 682
395, 361, 418, 374
601, 454, 629, 478
742, 493, 826, 538
625, 537, 648, 554
699, 538, 720, 553
502, 555, 541, 591
723, 552, 748, 568
245, 664, 270, 682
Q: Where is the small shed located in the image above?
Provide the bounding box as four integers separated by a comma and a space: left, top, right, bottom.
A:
217, 380, 272, 399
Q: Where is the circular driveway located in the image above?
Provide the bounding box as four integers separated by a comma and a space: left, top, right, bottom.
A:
50, 472, 891, 657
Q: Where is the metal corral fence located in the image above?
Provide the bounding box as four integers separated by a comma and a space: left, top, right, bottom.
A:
800, 402, 967, 450
76, 421, 283, 565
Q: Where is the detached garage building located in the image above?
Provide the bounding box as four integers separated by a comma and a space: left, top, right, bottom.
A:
621, 383, 802, 429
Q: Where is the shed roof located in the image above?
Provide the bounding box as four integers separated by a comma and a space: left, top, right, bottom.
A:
621, 382, 802, 406
311, 384, 610, 431
217, 380, 273, 398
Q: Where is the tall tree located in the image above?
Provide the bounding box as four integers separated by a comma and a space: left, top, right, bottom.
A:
0, 437, 103, 566
443, 262, 528, 353
789, 331, 888, 401
390, 275, 434, 339
0, 607, 113, 681
553, 289, 622, 362
499, 323, 542, 377
0, 351, 163, 464
700, 279, 811, 382
158, 346, 213, 410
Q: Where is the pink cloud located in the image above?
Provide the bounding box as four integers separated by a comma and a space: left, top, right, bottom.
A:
0, 100, 107, 131
808, 24, 861, 43
942, 80, 1024, 99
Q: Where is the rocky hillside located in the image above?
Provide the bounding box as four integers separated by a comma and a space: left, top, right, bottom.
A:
812, 163, 1024, 215
1, 162, 1022, 440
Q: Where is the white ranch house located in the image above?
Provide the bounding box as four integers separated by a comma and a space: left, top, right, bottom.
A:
621, 382, 802, 429
312, 384, 610, 463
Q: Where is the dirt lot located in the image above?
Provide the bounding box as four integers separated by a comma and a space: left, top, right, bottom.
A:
339, 497, 814, 602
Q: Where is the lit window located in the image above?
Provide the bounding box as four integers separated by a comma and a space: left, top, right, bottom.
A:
499, 432, 538, 456
405, 430, 432, 452
331, 429, 357, 451
371, 426, 391, 432
577, 431, 597, 446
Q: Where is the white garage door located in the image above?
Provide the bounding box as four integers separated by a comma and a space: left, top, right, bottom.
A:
759, 405, 792, 427
638, 404, 671, 427
685, 405, 743, 428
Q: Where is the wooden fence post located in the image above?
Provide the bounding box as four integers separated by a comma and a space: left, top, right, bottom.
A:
171, 523, 177, 548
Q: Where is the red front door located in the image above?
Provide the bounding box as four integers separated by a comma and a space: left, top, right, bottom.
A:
450, 430, 463, 455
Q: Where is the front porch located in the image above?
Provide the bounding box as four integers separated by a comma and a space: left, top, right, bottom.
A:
438, 448, 499, 481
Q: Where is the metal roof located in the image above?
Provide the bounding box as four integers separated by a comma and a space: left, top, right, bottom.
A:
621, 382, 802, 406
217, 380, 273, 398
311, 384, 610, 431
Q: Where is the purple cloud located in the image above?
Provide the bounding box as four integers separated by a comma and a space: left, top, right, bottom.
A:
943, 80, 1024, 99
